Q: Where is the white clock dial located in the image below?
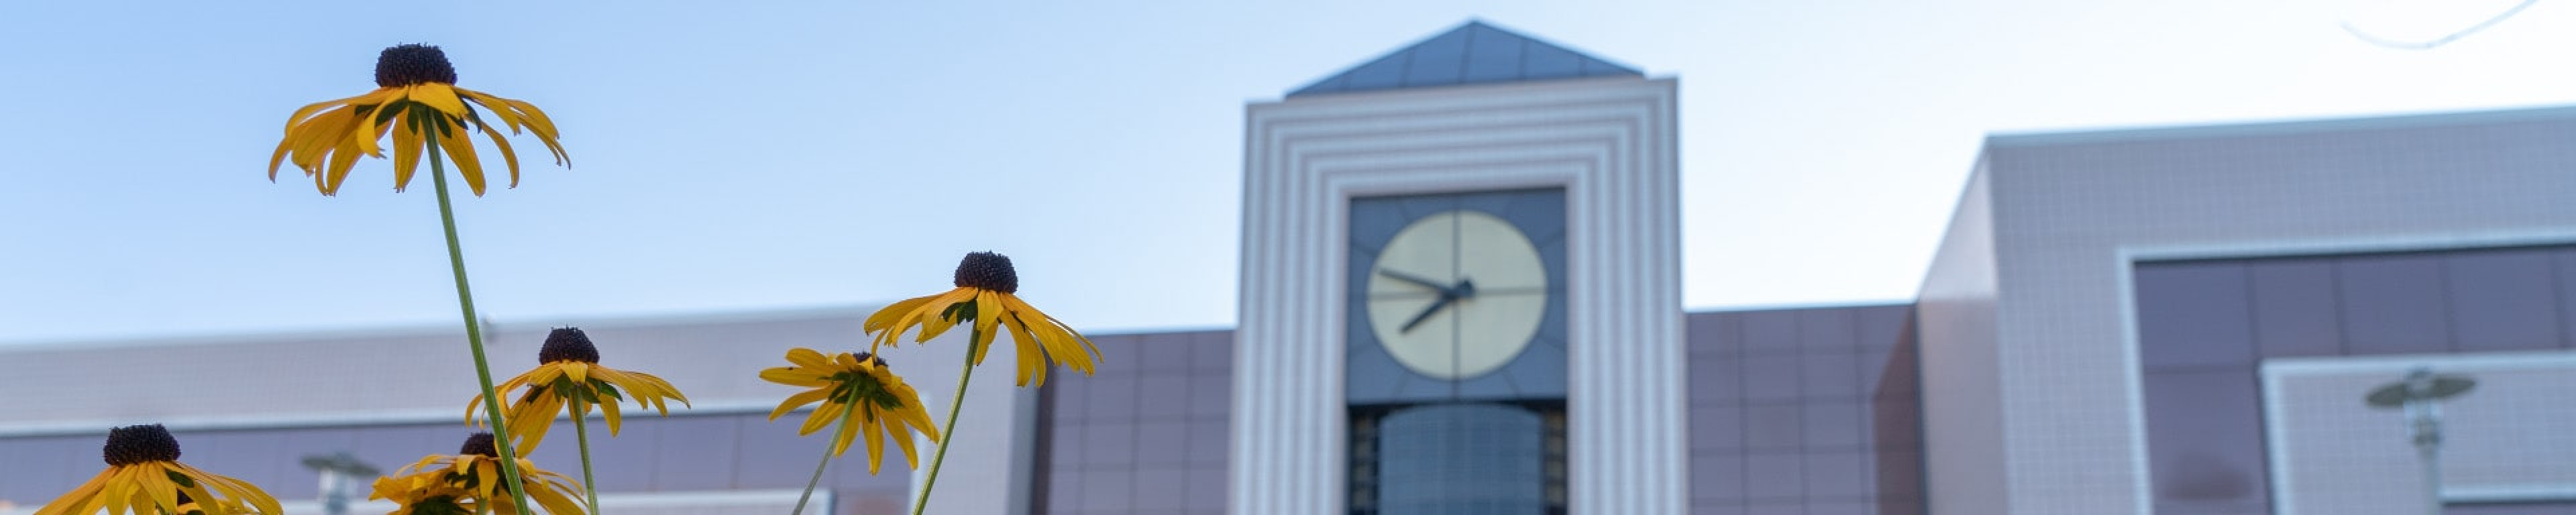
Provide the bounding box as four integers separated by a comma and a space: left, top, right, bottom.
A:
1364, 210, 1548, 380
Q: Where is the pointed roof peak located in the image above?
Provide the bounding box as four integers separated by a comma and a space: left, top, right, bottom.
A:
1288, 19, 1644, 97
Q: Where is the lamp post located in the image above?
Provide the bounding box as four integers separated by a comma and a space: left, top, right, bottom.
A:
300, 452, 380, 515
2364, 367, 2476, 515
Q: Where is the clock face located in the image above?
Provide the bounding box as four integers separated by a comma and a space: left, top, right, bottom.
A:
1364, 211, 1549, 380
1346, 188, 1566, 404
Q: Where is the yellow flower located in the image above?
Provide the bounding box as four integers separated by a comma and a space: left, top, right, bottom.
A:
367, 477, 476, 515
865, 251, 1102, 386
761, 348, 942, 475
268, 44, 567, 196
170, 493, 256, 515
35, 424, 281, 515
468, 327, 689, 453
378, 433, 587, 515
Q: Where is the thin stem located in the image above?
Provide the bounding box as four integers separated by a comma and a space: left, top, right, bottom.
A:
910, 330, 980, 515
789, 402, 859, 515
574, 408, 602, 515
429, 138, 536, 514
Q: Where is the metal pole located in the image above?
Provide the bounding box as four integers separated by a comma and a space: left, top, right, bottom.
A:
2412, 400, 2443, 515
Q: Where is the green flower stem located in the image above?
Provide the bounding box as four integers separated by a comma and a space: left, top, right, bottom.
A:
427, 139, 537, 515
790, 401, 861, 515
574, 409, 602, 515
910, 331, 980, 515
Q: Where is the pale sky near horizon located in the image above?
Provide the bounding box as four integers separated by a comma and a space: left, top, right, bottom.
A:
3, 1, 2574, 343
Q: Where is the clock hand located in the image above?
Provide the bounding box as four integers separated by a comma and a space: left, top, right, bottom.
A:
1400, 293, 1458, 333
1377, 269, 1455, 294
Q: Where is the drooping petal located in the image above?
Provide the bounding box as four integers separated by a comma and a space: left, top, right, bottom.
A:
407, 83, 470, 117
971, 291, 1006, 362
865, 295, 938, 334
785, 347, 834, 369
501, 97, 568, 165
801, 400, 845, 435
391, 113, 423, 190
136, 465, 180, 515
768, 388, 829, 420
35, 467, 113, 515
1000, 310, 1049, 386
890, 414, 922, 470
468, 115, 523, 188
855, 411, 883, 473
454, 89, 527, 134
435, 123, 488, 195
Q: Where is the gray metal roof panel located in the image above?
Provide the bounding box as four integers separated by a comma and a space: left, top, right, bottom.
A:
1289, 20, 1643, 97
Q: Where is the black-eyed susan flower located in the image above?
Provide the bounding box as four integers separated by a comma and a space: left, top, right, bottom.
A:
268, 44, 567, 196
467, 327, 690, 453
762, 349, 942, 475
864, 251, 1103, 386
35, 424, 281, 515
367, 477, 476, 515
381, 433, 587, 515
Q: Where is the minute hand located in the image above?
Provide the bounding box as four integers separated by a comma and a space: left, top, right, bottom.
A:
1379, 269, 1455, 294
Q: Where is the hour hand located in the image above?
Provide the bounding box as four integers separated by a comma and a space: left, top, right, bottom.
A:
1378, 269, 1452, 293
1400, 295, 1456, 333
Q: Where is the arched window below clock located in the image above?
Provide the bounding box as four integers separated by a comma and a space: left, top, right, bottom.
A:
1349, 401, 1568, 515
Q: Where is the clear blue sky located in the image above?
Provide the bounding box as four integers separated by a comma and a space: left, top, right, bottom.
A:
3, 1, 2573, 343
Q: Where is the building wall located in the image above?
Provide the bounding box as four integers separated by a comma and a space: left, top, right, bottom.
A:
2136, 245, 2576, 514
1686, 306, 1923, 515
1915, 160, 2007, 515
1955, 104, 2576, 514
1032, 329, 1234, 515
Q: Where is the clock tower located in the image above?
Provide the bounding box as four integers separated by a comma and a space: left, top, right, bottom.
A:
1233, 21, 1684, 515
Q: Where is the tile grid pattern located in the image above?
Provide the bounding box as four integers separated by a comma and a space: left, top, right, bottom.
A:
1687, 306, 1925, 515
2136, 245, 2576, 514
1034, 330, 1233, 515
1946, 107, 2576, 514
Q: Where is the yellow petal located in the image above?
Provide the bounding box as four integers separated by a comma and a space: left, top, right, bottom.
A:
865, 295, 938, 333
455, 89, 527, 134
785, 347, 833, 369
138, 466, 180, 515
801, 400, 844, 435
407, 82, 469, 117
469, 115, 523, 188
391, 116, 423, 191
436, 125, 488, 196
768, 388, 829, 420
890, 416, 922, 469
856, 411, 883, 473
972, 291, 1005, 360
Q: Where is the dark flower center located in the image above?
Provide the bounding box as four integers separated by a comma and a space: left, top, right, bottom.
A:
103, 424, 180, 465
851, 351, 885, 368
375, 44, 458, 88
539, 327, 600, 364
953, 251, 1019, 293
460, 433, 498, 457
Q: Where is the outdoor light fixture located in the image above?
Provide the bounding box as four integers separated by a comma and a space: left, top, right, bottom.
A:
2364, 367, 2476, 515
299, 452, 380, 515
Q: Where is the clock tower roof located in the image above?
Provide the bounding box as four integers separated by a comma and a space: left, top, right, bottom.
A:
1286, 20, 1642, 98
